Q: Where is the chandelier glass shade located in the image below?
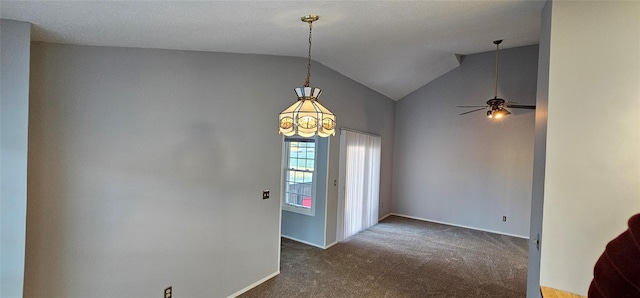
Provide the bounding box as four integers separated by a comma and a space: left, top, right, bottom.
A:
279, 87, 336, 137
278, 14, 336, 138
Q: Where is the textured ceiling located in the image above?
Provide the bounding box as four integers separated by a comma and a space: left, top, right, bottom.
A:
1, 1, 545, 100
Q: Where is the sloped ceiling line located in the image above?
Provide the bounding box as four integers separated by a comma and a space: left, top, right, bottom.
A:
0, 0, 545, 100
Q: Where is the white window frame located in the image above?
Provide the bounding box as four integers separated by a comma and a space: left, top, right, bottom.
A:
281, 136, 317, 216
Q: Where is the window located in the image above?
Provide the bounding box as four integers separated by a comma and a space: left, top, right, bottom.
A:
282, 137, 316, 216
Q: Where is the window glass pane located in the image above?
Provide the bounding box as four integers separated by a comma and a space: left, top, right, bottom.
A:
295, 171, 303, 183
303, 183, 312, 196
288, 193, 296, 205
303, 172, 312, 183
283, 138, 316, 211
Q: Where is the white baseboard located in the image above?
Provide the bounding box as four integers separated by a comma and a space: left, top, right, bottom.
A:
324, 241, 337, 249
281, 234, 327, 249
389, 213, 529, 239
227, 270, 279, 298
378, 213, 394, 221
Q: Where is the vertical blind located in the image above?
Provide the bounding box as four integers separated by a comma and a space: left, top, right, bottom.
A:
341, 129, 381, 240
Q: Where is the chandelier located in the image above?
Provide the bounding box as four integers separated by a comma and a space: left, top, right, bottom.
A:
278, 15, 336, 138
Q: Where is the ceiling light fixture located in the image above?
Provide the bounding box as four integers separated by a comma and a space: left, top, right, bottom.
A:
278, 14, 336, 138
485, 40, 512, 120
457, 39, 535, 118
488, 107, 511, 119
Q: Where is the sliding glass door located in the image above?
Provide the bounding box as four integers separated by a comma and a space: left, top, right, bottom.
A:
337, 129, 381, 241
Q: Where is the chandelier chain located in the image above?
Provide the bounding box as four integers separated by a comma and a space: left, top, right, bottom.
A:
304, 21, 313, 87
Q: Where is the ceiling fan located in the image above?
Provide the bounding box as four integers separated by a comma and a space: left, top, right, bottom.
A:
458, 40, 535, 119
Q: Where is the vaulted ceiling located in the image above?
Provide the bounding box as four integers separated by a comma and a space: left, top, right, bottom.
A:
1, 0, 545, 100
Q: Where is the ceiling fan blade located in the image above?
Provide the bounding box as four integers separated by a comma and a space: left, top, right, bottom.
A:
459, 107, 486, 115
457, 105, 487, 108
507, 104, 536, 109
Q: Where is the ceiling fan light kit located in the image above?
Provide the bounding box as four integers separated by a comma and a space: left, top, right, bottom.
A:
278, 14, 336, 138
457, 39, 535, 119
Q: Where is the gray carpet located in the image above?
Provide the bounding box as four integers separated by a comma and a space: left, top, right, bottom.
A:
240, 215, 528, 298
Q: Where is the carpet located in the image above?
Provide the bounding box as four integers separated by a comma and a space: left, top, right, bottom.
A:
240, 215, 528, 297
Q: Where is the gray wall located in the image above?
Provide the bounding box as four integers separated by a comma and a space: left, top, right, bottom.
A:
25, 42, 395, 297
526, 2, 551, 297
0, 19, 31, 298
392, 45, 538, 238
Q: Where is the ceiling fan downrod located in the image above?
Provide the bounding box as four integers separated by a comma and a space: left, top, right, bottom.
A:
493, 39, 502, 99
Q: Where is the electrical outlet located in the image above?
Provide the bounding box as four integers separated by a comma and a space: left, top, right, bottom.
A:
262, 190, 270, 200
381, 202, 384, 208
502, 216, 507, 222
164, 286, 172, 298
